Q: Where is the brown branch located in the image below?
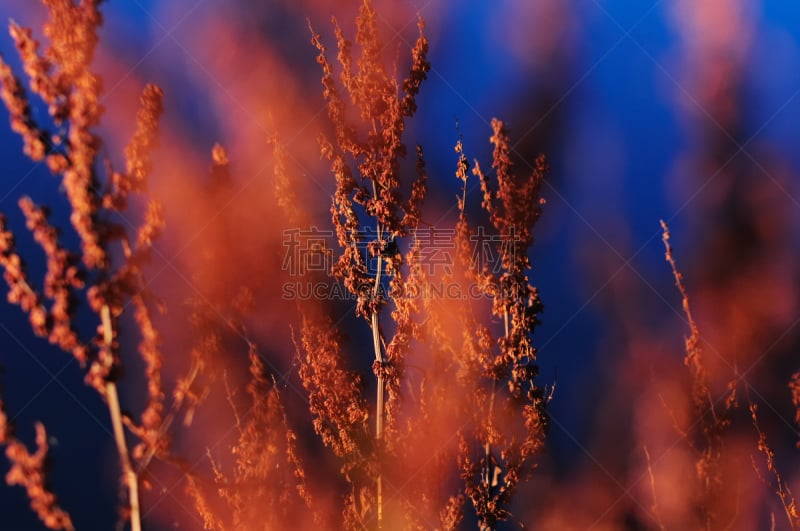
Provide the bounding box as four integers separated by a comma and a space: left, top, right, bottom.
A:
101, 305, 141, 531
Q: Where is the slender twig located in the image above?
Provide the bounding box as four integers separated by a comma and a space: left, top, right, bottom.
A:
102, 305, 141, 531
371, 221, 385, 528
484, 307, 507, 494
643, 446, 666, 531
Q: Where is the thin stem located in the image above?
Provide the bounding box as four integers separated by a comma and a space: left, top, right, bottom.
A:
369, 173, 386, 528
485, 307, 508, 492
484, 382, 496, 490
101, 305, 141, 531
372, 249, 385, 527
643, 446, 666, 531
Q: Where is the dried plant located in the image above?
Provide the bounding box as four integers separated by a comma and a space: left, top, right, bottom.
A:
749, 401, 800, 529
0, 401, 72, 530
186, 342, 315, 530
0, 1, 797, 530
305, 1, 432, 525
0, 2, 166, 529
454, 121, 549, 531
278, 2, 550, 527
661, 221, 738, 529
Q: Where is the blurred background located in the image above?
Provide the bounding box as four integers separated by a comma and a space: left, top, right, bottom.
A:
0, 0, 799, 529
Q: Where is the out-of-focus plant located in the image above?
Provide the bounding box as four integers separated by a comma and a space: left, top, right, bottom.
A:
0, 0, 551, 529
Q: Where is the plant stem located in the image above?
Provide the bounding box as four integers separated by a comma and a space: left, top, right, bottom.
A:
371, 223, 385, 529
367, 167, 387, 527
101, 305, 141, 531
485, 308, 509, 492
